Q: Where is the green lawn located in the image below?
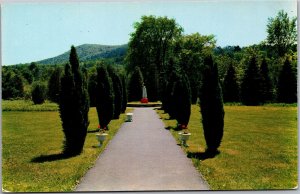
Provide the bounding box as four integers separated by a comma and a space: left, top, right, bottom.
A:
2, 100, 58, 111
157, 105, 298, 190
2, 106, 131, 192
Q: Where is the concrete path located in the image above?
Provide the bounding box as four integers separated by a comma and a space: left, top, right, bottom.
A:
75, 108, 209, 191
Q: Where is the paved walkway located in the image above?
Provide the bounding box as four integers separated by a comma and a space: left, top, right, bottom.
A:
75, 108, 209, 191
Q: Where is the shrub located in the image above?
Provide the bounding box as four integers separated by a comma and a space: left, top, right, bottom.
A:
31, 82, 47, 104
95, 64, 114, 129
199, 55, 224, 154
59, 46, 90, 156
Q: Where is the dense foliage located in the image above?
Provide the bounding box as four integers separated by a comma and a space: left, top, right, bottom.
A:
59, 46, 90, 156
127, 15, 183, 101
199, 56, 224, 154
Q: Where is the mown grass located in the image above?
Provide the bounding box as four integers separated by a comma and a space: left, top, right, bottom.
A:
157, 105, 298, 190
2, 100, 59, 111
2, 107, 132, 192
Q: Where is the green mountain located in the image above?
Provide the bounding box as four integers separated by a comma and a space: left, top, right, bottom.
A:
37, 44, 128, 65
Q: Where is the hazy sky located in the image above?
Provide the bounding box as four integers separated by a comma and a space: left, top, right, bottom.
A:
2, 0, 297, 65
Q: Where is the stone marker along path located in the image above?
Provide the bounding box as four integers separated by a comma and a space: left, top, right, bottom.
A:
75, 108, 209, 191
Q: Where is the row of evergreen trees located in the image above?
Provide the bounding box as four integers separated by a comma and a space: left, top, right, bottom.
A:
59, 46, 127, 156
223, 56, 297, 105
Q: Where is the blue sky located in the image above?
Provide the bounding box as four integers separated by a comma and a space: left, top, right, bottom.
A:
2, 0, 297, 65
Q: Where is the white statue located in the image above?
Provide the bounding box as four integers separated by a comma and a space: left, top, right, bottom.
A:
142, 85, 147, 98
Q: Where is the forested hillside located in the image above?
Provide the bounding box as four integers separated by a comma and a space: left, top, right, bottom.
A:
37, 44, 127, 65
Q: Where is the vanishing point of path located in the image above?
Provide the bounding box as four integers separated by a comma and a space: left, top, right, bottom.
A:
75, 107, 209, 191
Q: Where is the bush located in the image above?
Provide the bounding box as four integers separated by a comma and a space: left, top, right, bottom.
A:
31, 82, 47, 104
59, 46, 90, 156
199, 55, 224, 154
95, 64, 114, 129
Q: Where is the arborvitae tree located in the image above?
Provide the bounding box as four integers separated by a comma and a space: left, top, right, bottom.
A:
31, 82, 47, 104
172, 71, 192, 128
48, 67, 61, 103
107, 65, 123, 119
59, 46, 90, 156
88, 72, 97, 107
121, 73, 128, 113
96, 65, 114, 129
199, 55, 224, 154
277, 58, 297, 103
260, 58, 273, 103
241, 56, 262, 105
128, 66, 144, 102
223, 63, 240, 102
163, 64, 181, 117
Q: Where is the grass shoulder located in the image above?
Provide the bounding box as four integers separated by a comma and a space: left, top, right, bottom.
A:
157, 104, 297, 190
2, 107, 133, 192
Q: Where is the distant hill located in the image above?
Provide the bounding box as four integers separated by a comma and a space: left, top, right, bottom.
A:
37, 44, 128, 65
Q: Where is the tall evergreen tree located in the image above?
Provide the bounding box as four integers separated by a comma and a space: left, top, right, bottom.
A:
223, 63, 240, 102
199, 55, 224, 154
121, 74, 128, 113
260, 58, 273, 103
107, 66, 123, 119
48, 67, 61, 103
163, 63, 181, 118
88, 72, 98, 107
128, 66, 144, 102
96, 65, 114, 129
172, 71, 192, 128
59, 46, 90, 156
277, 58, 297, 103
241, 56, 262, 105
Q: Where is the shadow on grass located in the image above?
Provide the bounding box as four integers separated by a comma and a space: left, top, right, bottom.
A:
31, 153, 73, 163
87, 129, 99, 133
187, 150, 220, 161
